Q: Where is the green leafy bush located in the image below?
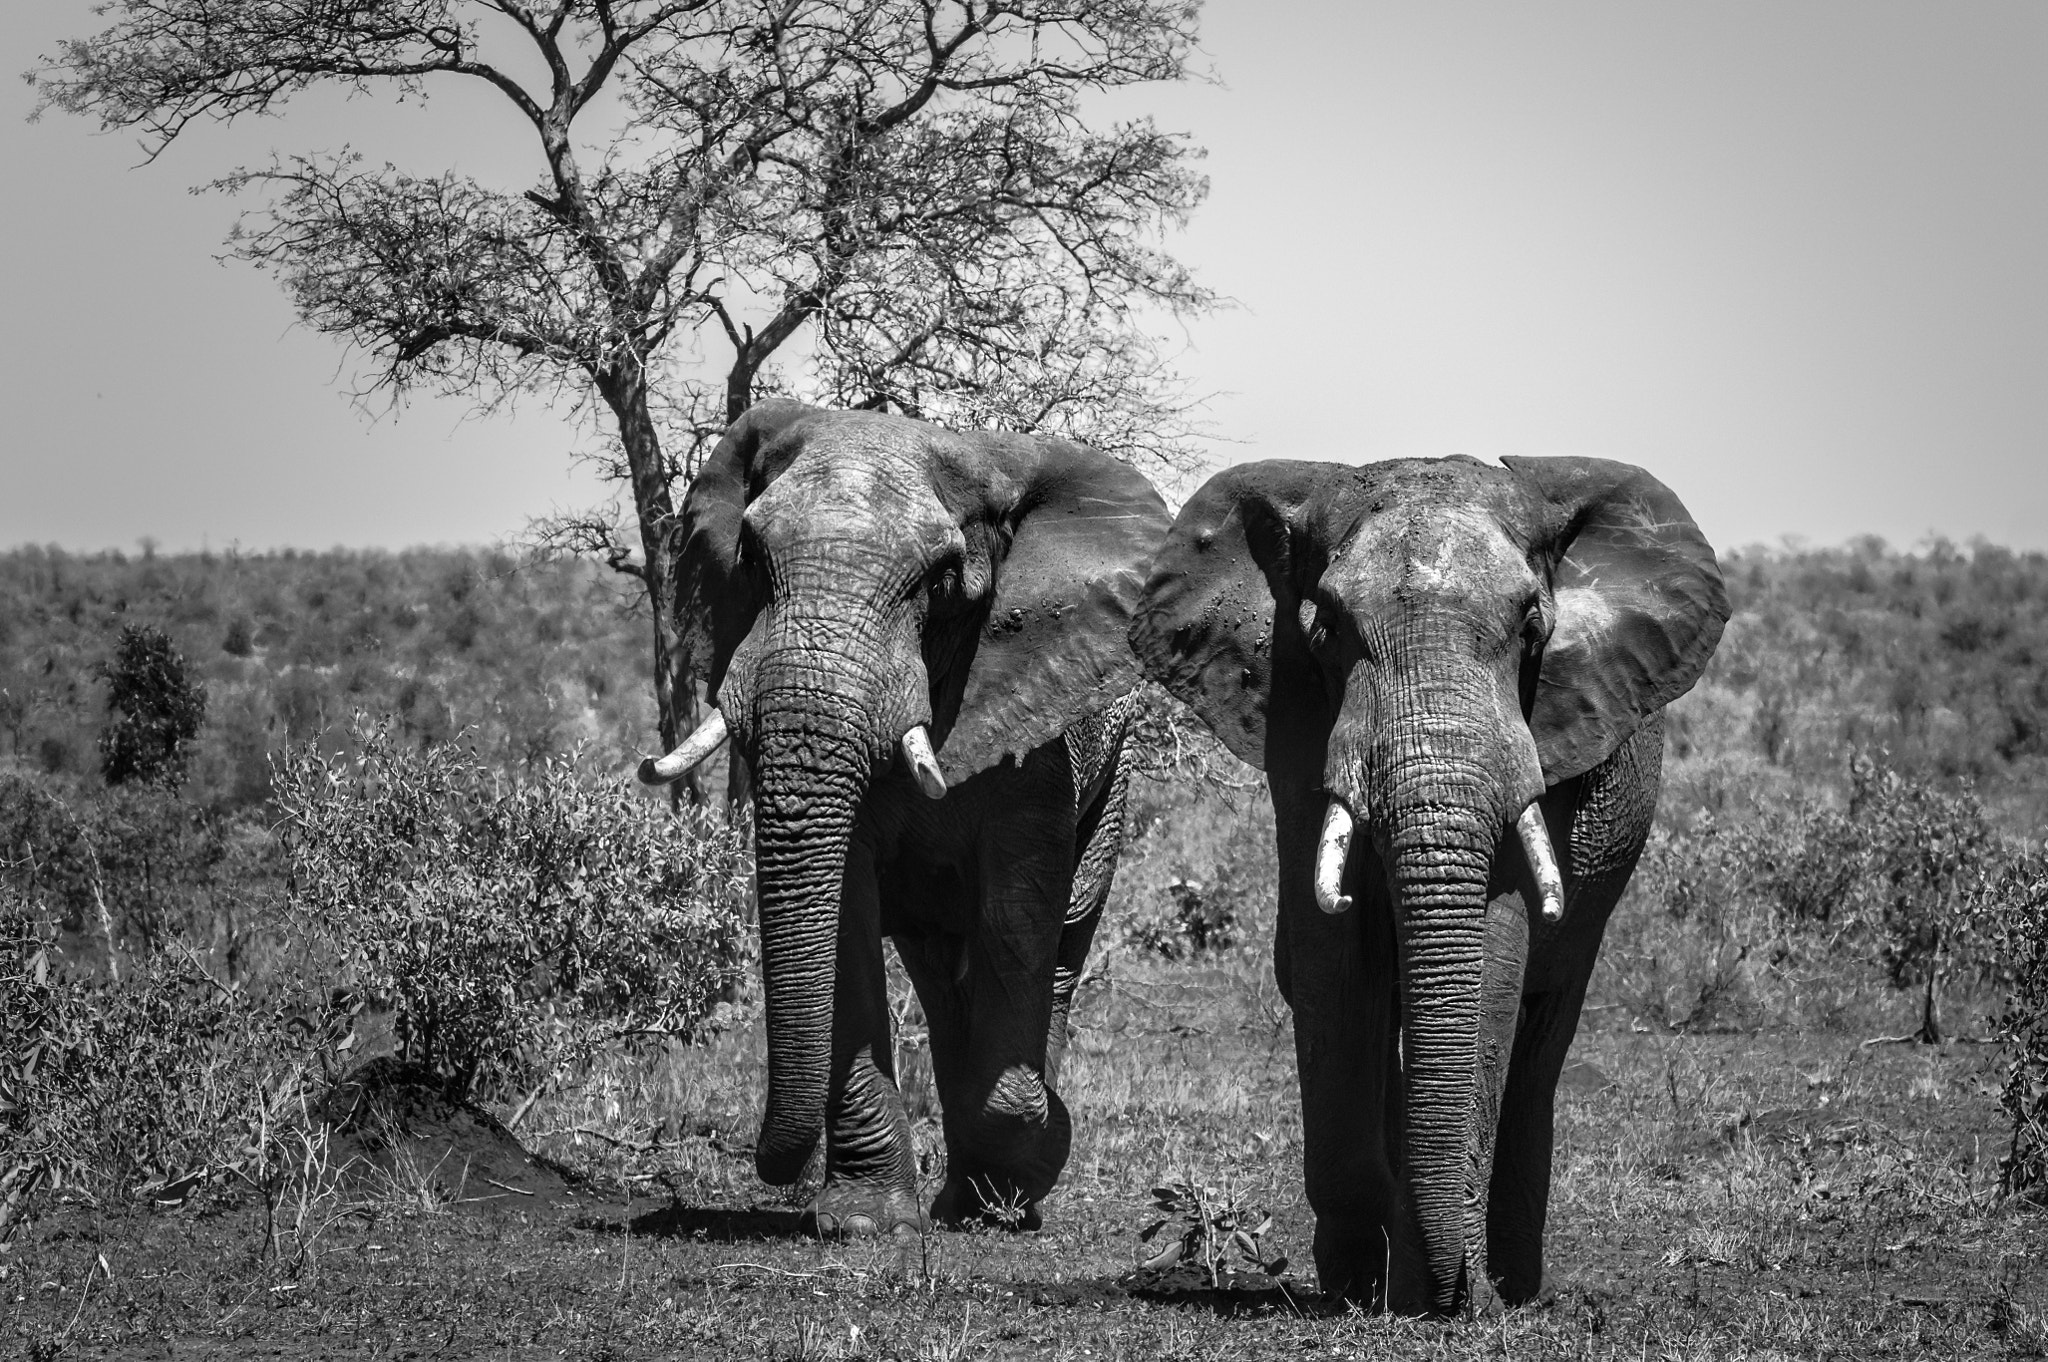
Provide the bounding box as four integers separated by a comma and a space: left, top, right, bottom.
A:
273, 719, 755, 1100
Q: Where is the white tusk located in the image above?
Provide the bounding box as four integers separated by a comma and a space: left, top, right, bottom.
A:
901, 725, 947, 800
1518, 802, 1565, 923
636, 709, 729, 786
1314, 798, 1354, 915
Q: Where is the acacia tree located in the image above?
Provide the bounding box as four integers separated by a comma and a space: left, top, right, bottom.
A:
35, 1, 1214, 763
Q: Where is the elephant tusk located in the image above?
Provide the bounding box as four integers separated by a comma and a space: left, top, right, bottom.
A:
1314, 798, 1354, 915
901, 725, 948, 800
636, 709, 730, 786
1518, 802, 1566, 923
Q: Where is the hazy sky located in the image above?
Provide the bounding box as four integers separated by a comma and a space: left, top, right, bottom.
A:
4, 1, 2045, 555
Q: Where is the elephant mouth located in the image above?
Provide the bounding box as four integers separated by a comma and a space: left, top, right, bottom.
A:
1313, 790, 1566, 923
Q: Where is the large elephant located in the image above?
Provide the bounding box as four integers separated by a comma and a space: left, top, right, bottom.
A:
1130, 454, 1727, 1313
640, 399, 1170, 1234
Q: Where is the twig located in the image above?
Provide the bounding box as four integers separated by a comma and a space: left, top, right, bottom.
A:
481, 1177, 535, 1197
507, 1084, 545, 1130
572, 1126, 663, 1154
164, 935, 237, 1002
715, 1261, 820, 1278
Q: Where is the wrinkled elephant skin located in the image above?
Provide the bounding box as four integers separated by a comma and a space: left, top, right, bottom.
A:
661, 401, 1170, 1235
1132, 454, 1729, 1313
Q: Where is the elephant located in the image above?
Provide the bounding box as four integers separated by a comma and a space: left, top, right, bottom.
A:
638, 399, 1171, 1235
1129, 453, 1727, 1314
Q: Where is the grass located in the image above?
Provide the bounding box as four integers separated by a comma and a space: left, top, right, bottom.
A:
5, 935, 2042, 1360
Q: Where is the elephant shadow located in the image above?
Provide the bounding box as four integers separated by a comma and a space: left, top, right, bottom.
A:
580, 1202, 808, 1242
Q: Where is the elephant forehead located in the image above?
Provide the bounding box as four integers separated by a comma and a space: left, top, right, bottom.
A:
748, 433, 956, 551
1337, 506, 1533, 601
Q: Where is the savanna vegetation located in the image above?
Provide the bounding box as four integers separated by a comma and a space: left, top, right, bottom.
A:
2, 535, 2046, 1359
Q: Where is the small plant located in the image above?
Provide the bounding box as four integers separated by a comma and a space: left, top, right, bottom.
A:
1132, 1176, 1287, 1287
1125, 878, 1242, 961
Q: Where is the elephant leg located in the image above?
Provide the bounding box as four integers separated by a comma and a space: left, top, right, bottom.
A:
1463, 888, 1532, 1314
892, 912, 972, 1193
1044, 726, 1133, 1089
1489, 720, 1661, 1300
809, 839, 921, 1236
928, 760, 1077, 1228
1485, 974, 1587, 1303
1273, 784, 1412, 1307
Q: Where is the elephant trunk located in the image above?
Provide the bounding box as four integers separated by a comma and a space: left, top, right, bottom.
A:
747, 680, 872, 1186
1373, 743, 1509, 1315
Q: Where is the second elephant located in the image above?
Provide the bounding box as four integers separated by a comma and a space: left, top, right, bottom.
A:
1131, 453, 1728, 1313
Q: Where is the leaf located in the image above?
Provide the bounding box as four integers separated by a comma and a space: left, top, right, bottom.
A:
1137, 1235, 1185, 1271
1263, 1255, 1289, 1276
1137, 1218, 1169, 1243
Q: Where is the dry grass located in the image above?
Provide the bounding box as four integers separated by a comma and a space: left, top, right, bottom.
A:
5, 929, 2041, 1360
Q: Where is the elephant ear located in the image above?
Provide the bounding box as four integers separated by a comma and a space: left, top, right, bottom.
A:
671, 398, 817, 699
933, 434, 1172, 780
1502, 455, 1730, 783
1128, 460, 1365, 770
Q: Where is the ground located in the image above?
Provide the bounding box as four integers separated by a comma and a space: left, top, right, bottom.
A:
5, 954, 2043, 1360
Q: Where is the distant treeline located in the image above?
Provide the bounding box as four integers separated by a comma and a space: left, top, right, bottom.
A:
1671, 536, 2048, 831
0, 545, 657, 812
2, 537, 2046, 823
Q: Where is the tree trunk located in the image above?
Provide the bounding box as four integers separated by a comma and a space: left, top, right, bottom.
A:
600, 359, 705, 802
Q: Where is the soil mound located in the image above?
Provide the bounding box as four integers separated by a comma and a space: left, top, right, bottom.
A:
315, 1058, 583, 1213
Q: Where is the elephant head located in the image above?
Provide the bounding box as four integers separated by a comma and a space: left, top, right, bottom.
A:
1130, 454, 1727, 1310
646, 400, 1169, 1187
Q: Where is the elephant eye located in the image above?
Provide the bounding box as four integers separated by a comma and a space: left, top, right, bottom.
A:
734, 523, 764, 576
922, 549, 966, 610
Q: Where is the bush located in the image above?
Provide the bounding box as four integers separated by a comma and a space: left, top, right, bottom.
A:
1126, 878, 1241, 961
0, 772, 248, 958
0, 888, 325, 1235
98, 623, 207, 789
273, 719, 755, 1100
1113, 775, 1273, 963
1985, 853, 2048, 1201
1607, 755, 2008, 1038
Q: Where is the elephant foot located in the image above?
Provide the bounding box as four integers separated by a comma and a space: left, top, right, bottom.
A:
1464, 1267, 1507, 1319
1495, 1269, 1558, 1310
929, 1172, 1043, 1232
803, 1181, 925, 1238
1311, 1223, 1430, 1314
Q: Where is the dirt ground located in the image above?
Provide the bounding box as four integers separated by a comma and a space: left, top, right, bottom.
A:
5, 958, 2044, 1360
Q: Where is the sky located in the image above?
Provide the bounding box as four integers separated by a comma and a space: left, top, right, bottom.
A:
3, 1, 2044, 556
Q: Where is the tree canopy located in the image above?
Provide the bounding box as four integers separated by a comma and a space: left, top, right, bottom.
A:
36, 0, 1216, 755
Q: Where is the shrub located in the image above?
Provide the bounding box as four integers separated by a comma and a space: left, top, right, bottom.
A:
98, 623, 207, 789
0, 888, 326, 1235
0, 772, 241, 957
1608, 755, 2008, 1039
272, 719, 755, 1100
1985, 852, 2048, 1201
1126, 878, 1241, 961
